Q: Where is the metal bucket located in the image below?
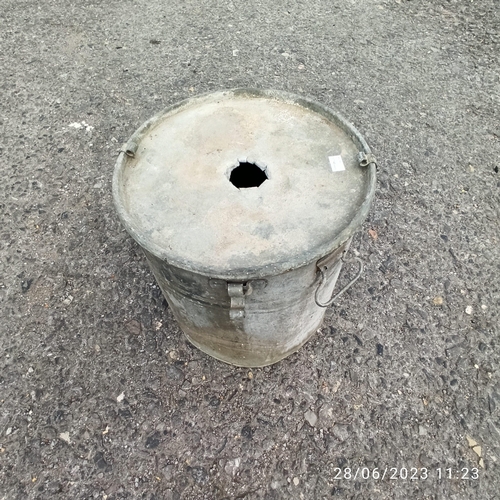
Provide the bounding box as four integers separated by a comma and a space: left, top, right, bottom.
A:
113, 89, 376, 367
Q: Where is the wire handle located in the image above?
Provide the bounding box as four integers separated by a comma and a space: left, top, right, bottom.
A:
315, 256, 364, 308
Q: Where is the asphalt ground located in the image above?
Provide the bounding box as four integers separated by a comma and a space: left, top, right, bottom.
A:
1, 0, 499, 498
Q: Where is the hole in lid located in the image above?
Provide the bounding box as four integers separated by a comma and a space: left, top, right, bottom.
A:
229, 162, 268, 189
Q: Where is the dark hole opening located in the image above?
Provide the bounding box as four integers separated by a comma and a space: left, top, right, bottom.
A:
229, 162, 268, 188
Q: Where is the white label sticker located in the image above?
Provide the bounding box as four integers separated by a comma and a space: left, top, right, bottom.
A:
329, 155, 345, 172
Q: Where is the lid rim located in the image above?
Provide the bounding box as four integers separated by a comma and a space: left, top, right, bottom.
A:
112, 88, 376, 279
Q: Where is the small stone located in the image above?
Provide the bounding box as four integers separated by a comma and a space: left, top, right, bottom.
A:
293, 477, 300, 486
241, 425, 254, 440
465, 305, 473, 315
21, 279, 33, 293
145, 431, 161, 449
248, 371, 253, 379
466, 435, 478, 448
190, 466, 208, 484
332, 424, 349, 442
419, 453, 433, 467
489, 394, 497, 413
62, 295, 73, 305
59, 432, 71, 444
224, 458, 241, 476
433, 296, 443, 306
481, 304, 487, 310
208, 396, 219, 407
319, 406, 335, 427
418, 425, 427, 436
117, 392, 125, 402
126, 320, 142, 335
5, 427, 12, 436
166, 365, 185, 385
304, 410, 318, 427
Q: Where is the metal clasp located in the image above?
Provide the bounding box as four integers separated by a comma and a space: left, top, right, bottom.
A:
358, 151, 377, 168
209, 279, 267, 320
228, 283, 246, 320
119, 140, 139, 158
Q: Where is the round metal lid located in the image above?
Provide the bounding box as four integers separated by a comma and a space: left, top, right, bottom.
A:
113, 89, 376, 279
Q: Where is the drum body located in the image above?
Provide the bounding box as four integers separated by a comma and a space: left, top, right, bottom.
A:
113, 89, 376, 366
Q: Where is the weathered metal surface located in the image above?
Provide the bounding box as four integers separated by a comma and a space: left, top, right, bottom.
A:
142, 241, 350, 367
113, 89, 376, 366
